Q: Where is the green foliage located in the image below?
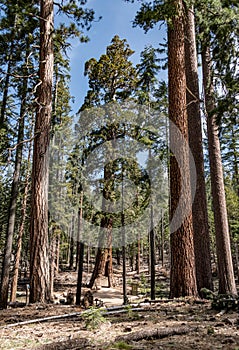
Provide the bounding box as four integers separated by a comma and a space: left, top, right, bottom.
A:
220, 116, 239, 198
0, 0, 96, 274
124, 304, 141, 320
200, 287, 216, 300
81, 306, 107, 330
224, 177, 239, 241
0, 128, 8, 165
0, 173, 11, 249
130, 0, 238, 130
195, 0, 239, 126
80, 35, 137, 109
211, 294, 238, 311
0, 0, 39, 166
54, 0, 96, 32
136, 45, 161, 105
207, 326, 215, 335
125, 304, 133, 318
112, 341, 133, 349
139, 273, 148, 294
132, 0, 181, 31
65, 35, 168, 246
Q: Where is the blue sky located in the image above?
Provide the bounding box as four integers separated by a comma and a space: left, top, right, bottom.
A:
67, 0, 166, 114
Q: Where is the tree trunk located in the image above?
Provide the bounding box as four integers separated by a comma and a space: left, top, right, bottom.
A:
136, 237, 141, 274
116, 249, 121, 266
150, 224, 156, 300
88, 157, 115, 288
168, 0, 198, 298
88, 245, 108, 288
10, 134, 32, 303
55, 232, 60, 274
129, 244, 135, 272
106, 245, 114, 287
69, 236, 74, 270
149, 149, 155, 299
76, 241, 80, 270
88, 230, 115, 289
76, 191, 84, 305
76, 242, 84, 305
49, 228, 57, 301
201, 43, 237, 296
29, 0, 54, 303
161, 210, 165, 267
184, 5, 213, 293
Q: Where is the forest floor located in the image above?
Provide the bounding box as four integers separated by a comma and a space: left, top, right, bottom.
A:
1, 268, 239, 350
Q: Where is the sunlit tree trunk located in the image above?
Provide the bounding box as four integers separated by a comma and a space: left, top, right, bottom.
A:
88, 246, 108, 288
184, 5, 213, 293
29, 0, 54, 303
168, 0, 198, 298
88, 148, 115, 289
201, 43, 237, 296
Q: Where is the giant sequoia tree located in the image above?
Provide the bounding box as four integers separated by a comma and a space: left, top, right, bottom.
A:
79, 35, 137, 288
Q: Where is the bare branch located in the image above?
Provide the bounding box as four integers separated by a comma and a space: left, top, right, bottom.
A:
0, 67, 37, 79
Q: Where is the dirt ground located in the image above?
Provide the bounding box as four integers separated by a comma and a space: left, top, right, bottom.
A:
1, 270, 239, 350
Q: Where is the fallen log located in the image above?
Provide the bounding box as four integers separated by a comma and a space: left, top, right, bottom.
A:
144, 299, 174, 304
1, 311, 82, 328
0, 306, 145, 328
144, 298, 208, 305
115, 325, 198, 343
36, 337, 90, 350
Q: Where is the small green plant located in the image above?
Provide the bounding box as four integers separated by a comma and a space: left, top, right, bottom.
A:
81, 306, 107, 330
112, 341, 133, 349
207, 326, 215, 335
125, 304, 140, 320
125, 304, 133, 318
